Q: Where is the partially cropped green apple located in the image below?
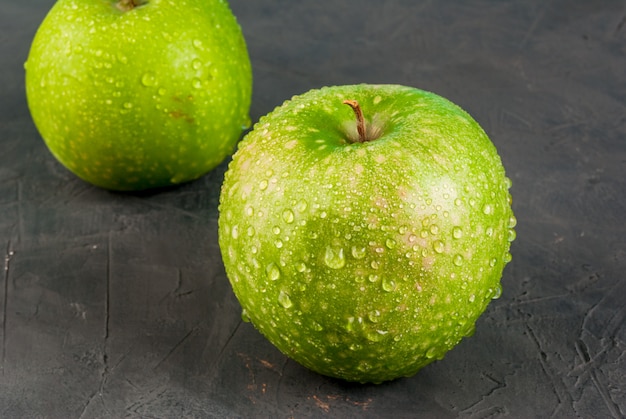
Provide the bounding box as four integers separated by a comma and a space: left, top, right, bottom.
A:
218, 84, 516, 383
25, 0, 252, 191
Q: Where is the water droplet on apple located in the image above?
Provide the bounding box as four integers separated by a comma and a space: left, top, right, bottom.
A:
247, 226, 255, 237
453, 254, 464, 266
296, 262, 307, 273
123, 102, 133, 109
489, 257, 497, 267
241, 309, 251, 323
454, 198, 463, 206
366, 330, 386, 342
231, 225, 239, 239
278, 291, 293, 309
282, 209, 295, 224
192, 59, 203, 70
482, 204, 494, 215
486, 227, 494, 237
312, 321, 324, 332
503, 252, 513, 263
508, 215, 518, 228
368, 274, 380, 283
141, 72, 157, 87
296, 200, 308, 212
274, 239, 284, 249
452, 227, 463, 239
426, 347, 439, 359
351, 246, 366, 259
324, 246, 346, 269
367, 310, 381, 323
192, 39, 204, 50
430, 225, 440, 235
508, 229, 517, 242
259, 180, 268, 191
492, 284, 503, 300
382, 278, 396, 292
468, 294, 476, 303
192, 78, 203, 89
433, 240, 445, 254
272, 226, 281, 235
266, 263, 281, 281
385, 238, 397, 249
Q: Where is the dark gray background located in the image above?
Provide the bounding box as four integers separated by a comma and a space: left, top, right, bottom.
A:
1, 0, 625, 417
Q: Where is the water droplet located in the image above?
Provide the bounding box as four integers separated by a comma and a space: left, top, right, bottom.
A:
486, 227, 494, 237
483, 204, 494, 215
141, 72, 157, 86
453, 254, 464, 266
296, 262, 307, 273
274, 239, 284, 249
247, 226, 255, 237
382, 278, 396, 292
241, 309, 251, 323
324, 246, 346, 269
469, 294, 476, 303
503, 252, 513, 263
282, 209, 295, 224
192, 59, 202, 70
454, 198, 463, 206
453, 227, 463, 239
272, 226, 281, 235
492, 284, 503, 300
367, 310, 381, 323
266, 263, 281, 281
351, 246, 366, 259
259, 180, 268, 191
385, 238, 397, 249
312, 321, 324, 332
245, 206, 254, 217
192, 39, 204, 50
123, 102, 133, 109
489, 258, 497, 267
278, 291, 293, 309
508, 215, 518, 228
345, 316, 360, 332
430, 224, 440, 235
231, 225, 239, 239
296, 200, 308, 212
366, 330, 386, 342
508, 229, 517, 242
368, 274, 380, 283
192, 78, 203, 89
426, 347, 439, 359
433, 240, 445, 254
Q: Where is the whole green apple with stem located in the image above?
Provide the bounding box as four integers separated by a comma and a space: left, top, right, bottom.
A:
218, 84, 516, 383
25, 0, 252, 191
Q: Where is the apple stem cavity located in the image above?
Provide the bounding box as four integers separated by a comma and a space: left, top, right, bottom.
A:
343, 100, 369, 143
116, 0, 146, 11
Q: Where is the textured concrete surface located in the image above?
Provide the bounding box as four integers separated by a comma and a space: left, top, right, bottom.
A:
1, 0, 625, 417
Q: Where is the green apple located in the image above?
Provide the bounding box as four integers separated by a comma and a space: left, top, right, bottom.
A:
218, 84, 516, 383
25, 0, 252, 191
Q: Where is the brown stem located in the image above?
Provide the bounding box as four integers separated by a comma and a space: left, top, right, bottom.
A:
343, 100, 367, 143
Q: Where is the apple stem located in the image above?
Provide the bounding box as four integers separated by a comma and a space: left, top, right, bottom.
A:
343, 100, 368, 143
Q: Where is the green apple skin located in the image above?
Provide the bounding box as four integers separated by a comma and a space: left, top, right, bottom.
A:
219, 84, 516, 384
25, 0, 252, 191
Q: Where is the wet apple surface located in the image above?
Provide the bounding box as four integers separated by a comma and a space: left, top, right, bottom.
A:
218, 84, 516, 383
